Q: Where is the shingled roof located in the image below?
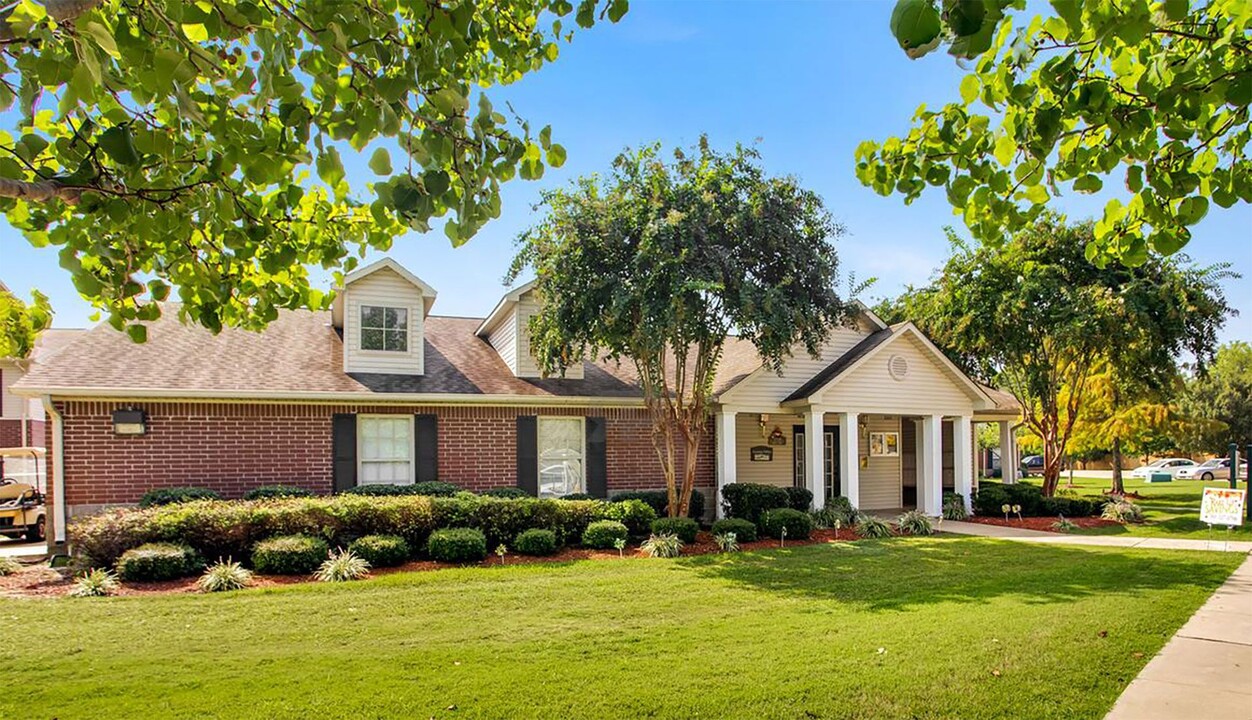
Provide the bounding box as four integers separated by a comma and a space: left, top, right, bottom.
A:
12, 307, 766, 401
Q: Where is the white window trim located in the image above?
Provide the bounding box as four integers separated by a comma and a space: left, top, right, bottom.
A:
537, 416, 586, 497
357, 414, 416, 484
359, 304, 411, 354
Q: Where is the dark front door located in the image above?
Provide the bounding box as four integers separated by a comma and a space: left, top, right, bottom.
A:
793, 425, 841, 501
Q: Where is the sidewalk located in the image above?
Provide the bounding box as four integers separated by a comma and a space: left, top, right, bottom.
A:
1104, 553, 1252, 719
940, 520, 1252, 553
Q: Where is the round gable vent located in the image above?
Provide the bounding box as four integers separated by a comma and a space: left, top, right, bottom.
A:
887, 354, 909, 381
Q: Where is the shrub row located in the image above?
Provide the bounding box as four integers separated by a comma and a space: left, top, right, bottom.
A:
71, 494, 659, 568
974, 483, 1104, 518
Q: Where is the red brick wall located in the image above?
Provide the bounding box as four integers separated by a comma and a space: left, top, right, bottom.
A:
0, 418, 44, 448
55, 401, 715, 509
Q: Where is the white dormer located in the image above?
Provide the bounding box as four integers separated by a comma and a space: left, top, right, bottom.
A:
332, 258, 437, 376
476, 280, 583, 379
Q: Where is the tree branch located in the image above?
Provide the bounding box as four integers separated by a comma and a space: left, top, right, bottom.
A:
0, 176, 81, 203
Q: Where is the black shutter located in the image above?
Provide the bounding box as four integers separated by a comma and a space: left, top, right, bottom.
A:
516, 415, 538, 496
415, 414, 438, 482
332, 414, 357, 493
586, 416, 607, 498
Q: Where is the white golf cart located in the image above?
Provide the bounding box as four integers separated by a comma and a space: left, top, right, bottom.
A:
0, 446, 46, 543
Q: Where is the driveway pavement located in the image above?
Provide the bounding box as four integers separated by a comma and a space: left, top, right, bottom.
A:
0, 539, 46, 559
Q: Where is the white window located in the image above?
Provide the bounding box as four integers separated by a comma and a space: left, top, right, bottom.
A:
538, 417, 584, 498
358, 415, 414, 484
360, 305, 408, 352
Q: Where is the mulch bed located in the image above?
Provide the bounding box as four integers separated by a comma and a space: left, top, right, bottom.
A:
963, 515, 1122, 532
0, 528, 863, 599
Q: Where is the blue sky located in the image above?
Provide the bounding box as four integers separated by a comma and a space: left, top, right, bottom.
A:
2, 1, 1249, 341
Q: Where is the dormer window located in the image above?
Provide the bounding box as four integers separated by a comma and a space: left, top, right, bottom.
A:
360, 305, 408, 352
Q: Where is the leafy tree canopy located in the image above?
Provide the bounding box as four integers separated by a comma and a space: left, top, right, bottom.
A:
861, 0, 1252, 265
0, 0, 625, 340
510, 139, 851, 515
887, 214, 1232, 494
1178, 341, 1252, 449
0, 285, 52, 358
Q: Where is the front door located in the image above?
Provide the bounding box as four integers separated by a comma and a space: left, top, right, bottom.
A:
793, 425, 841, 501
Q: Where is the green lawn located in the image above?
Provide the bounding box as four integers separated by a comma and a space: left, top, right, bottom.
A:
0, 538, 1239, 720
1004, 475, 1252, 540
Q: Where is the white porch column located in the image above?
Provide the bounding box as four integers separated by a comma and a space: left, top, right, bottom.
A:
805, 407, 825, 511
920, 414, 943, 516
838, 412, 859, 509
715, 409, 737, 518
999, 420, 1016, 484
954, 415, 974, 514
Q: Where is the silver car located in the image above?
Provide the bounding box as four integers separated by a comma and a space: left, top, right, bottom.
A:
1176, 457, 1248, 481
1129, 458, 1197, 480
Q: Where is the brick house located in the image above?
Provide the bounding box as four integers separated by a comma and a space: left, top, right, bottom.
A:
12, 258, 1019, 550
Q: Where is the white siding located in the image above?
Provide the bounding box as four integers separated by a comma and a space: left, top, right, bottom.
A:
734, 413, 801, 487
0, 365, 42, 421
858, 415, 902, 510
720, 326, 871, 408
820, 335, 975, 416
515, 294, 583, 380
343, 267, 426, 375
486, 310, 519, 375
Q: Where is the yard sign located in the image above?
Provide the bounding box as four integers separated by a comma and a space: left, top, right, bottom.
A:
1200, 487, 1247, 527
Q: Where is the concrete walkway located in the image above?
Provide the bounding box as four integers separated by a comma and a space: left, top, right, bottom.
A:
940, 519, 1252, 553
0, 540, 46, 559
1105, 553, 1252, 720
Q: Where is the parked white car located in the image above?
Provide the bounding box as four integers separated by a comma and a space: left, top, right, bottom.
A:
1176, 457, 1248, 481
1129, 458, 1197, 480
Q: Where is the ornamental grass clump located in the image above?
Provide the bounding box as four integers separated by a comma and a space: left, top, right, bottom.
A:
1052, 516, 1079, 533
314, 549, 371, 582
0, 557, 20, 576
70, 568, 119, 597
1102, 500, 1145, 524
641, 533, 682, 558
896, 510, 934, 536
855, 514, 894, 539
198, 559, 253, 592
941, 493, 969, 521
713, 532, 739, 553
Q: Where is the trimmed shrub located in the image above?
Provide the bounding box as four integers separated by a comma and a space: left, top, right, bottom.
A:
198, 559, 252, 592
1041, 495, 1104, 518
601, 499, 658, 538
70, 568, 119, 597
560, 493, 595, 501
941, 493, 969, 520
1102, 500, 1145, 523
973, 482, 1044, 517
116, 542, 203, 581
711, 518, 758, 543
582, 520, 629, 549
427, 528, 487, 563
252, 535, 329, 575
138, 487, 221, 508
821, 496, 860, 526
243, 485, 313, 501
721, 483, 790, 525
314, 549, 371, 582
481, 487, 531, 499
514, 528, 558, 556
348, 534, 411, 568
897, 510, 935, 536
641, 533, 682, 558
760, 508, 813, 540
855, 514, 894, 539
651, 517, 699, 544
610, 489, 705, 520
784, 486, 814, 512
342, 481, 461, 497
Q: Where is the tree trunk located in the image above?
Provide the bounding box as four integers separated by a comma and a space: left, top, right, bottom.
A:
1110, 436, 1124, 496
675, 429, 701, 518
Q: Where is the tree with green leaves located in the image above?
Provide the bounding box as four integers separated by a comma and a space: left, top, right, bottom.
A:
509, 140, 851, 517
0, 285, 52, 358
0, 0, 625, 341
1177, 342, 1252, 450
889, 214, 1231, 496
863, 0, 1252, 265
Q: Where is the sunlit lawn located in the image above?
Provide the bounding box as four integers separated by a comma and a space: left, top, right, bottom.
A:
998, 474, 1252, 540
0, 537, 1239, 720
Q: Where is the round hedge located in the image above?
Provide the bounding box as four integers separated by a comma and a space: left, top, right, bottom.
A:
116, 542, 203, 581
582, 520, 628, 549
243, 485, 314, 501
427, 528, 487, 563
711, 518, 758, 543
348, 534, 411, 567
650, 517, 699, 544
252, 535, 330, 575
760, 508, 813, 540
514, 528, 558, 556
137, 486, 222, 508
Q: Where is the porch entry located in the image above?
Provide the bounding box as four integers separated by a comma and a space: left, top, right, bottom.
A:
793, 425, 840, 501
